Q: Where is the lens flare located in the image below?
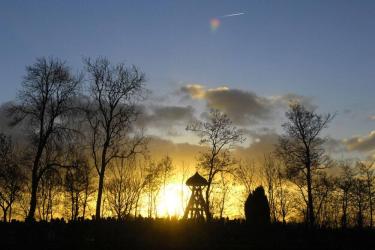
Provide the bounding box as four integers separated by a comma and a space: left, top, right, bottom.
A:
210, 18, 220, 32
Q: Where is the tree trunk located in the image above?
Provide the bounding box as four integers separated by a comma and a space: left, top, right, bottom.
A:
341, 195, 347, 229
205, 181, 212, 220
2, 208, 7, 222
368, 184, 373, 228
75, 194, 79, 220
26, 171, 38, 222
306, 164, 315, 227
9, 205, 12, 222
95, 137, 110, 220
82, 185, 88, 219
95, 171, 105, 220
26, 142, 45, 222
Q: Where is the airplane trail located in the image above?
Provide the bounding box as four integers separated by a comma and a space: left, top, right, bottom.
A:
221, 12, 245, 18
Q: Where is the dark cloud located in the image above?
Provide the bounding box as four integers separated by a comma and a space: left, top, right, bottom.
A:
0, 102, 32, 146
179, 84, 314, 126
234, 131, 279, 162
0, 102, 12, 130
151, 106, 195, 124
204, 88, 273, 125
148, 131, 281, 167
179, 84, 273, 125
136, 105, 196, 135
324, 137, 347, 154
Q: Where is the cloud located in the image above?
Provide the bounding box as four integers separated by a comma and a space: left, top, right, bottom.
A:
234, 130, 279, 162
179, 84, 314, 126
148, 131, 280, 169
136, 105, 196, 136
205, 88, 273, 125
180, 84, 273, 125
151, 106, 195, 124
270, 93, 316, 111
368, 115, 375, 121
324, 137, 347, 154
0, 102, 12, 129
180, 84, 206, 99
344, 131, 375, 153
0, 102, 26, 138
147, 136, 204, 165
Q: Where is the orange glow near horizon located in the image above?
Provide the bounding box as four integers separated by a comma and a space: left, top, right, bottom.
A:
156, 183, 190, 218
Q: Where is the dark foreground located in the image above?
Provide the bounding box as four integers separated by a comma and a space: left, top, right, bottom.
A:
0, 219, 374, 250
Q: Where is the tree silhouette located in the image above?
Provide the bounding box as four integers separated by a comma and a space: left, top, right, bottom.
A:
358, 161, 375, 228
143, 158, 164, 218
37, 168, 61, 221
262, 153, 278, 222
244, 186, 270, 226
159, 156, 174, 216
9, 57, 81, 221
351, 178, 367, 228
275, 103, 334, 227
336, 162, 355, 229
0, 133, 25, 222
106, 158, 143, 219
64, 158, 91, 221
84, 57, 147, 220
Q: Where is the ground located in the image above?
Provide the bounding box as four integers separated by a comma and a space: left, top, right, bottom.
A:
0, 219, 374, 250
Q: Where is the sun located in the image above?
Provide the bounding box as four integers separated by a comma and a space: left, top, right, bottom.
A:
156, 183, 190, 218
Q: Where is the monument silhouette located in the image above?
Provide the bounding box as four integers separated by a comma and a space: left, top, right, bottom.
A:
183, 172, 209, 220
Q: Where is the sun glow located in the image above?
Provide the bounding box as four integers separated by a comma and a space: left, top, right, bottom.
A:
156, 183, 190, 218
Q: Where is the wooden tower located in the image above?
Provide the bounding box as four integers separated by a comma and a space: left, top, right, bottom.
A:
183, 172, 209, 220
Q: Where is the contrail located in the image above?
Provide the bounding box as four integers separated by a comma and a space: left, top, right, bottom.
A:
221, 12, 245, 18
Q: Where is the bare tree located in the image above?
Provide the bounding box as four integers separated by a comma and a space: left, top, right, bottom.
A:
262, 154, 278, 222
337, 162, 355, 228
313, 171, 335, 226
133, 159, 147, 217
273, 161, 291, 224
216, 172, 231, 219
36, 138, 66, 221
143, 159, 163, 218
351, 178, 367, 228
84, 57, 147, 219
37, 168, 62, 221
262, 154, 293, 224
159, 156, 174, 216
8, 57, 81, 221
186, 109, 245, 218
358, 161, 375, 228
275, 103, 334, 227
179, 161, 189, 214
64, 158, 92, 221
106, 158, 143, 219
235, 159, 256, 194
0, 133, 25, 222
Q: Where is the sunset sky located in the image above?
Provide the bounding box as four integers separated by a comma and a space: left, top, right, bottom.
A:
1, 0, 375, 162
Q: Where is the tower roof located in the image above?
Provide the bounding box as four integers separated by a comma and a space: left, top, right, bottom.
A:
186, 172, 208, 186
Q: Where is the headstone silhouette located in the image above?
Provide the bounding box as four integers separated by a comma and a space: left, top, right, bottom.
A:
183, 172, 209, 220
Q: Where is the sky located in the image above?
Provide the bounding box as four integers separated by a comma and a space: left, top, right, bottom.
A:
1, 0, 375, 160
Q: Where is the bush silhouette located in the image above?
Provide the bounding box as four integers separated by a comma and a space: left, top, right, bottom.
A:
244, 186, 270, 226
